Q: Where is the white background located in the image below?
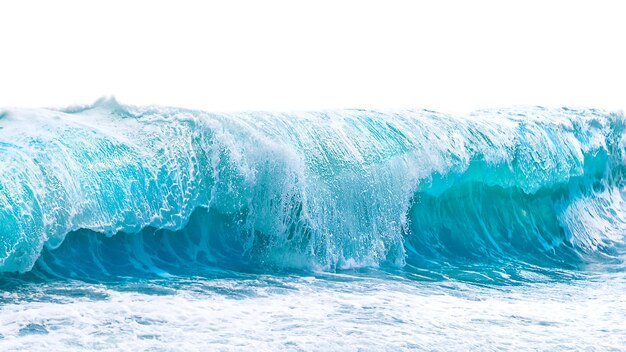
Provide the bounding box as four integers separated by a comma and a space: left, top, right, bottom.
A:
0, 0, 624, 114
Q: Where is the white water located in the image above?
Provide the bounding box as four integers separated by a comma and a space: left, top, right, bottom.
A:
1, 272, 625, 351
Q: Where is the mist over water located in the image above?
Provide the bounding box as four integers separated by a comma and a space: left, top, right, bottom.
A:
0, 99, 625, 350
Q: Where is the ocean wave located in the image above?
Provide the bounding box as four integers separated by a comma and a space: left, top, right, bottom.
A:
0, 98, 624, 276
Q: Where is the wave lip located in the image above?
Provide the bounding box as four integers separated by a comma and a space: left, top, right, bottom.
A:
0, 99, 624, 276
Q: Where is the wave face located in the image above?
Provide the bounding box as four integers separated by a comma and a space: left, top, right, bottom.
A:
0, 99, 625, 278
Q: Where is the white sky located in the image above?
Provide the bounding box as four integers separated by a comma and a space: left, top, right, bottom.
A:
0, 0, 625, 114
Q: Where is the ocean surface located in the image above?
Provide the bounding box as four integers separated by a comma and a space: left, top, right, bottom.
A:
0, 99, 625, 351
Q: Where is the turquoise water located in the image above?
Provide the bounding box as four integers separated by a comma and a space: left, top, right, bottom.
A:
0, 99, 625, 350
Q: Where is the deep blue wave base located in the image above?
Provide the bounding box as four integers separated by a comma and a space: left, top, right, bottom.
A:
1, 99, 625, 281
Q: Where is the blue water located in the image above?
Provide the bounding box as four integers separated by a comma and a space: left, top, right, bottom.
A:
0, 99, 625, 350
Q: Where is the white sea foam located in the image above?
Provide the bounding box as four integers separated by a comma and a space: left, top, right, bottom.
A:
0, 272, 625, 351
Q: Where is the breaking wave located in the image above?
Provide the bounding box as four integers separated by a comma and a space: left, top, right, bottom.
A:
0, 98, 624, 279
